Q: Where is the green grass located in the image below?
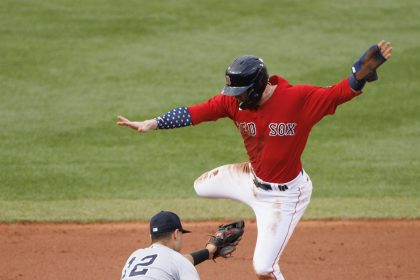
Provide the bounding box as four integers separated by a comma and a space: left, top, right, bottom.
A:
1, 0, 419, 221
1, 197, 418, 223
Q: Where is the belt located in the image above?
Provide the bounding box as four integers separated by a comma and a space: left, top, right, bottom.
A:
253, 179, 289, 191
252, 170, 303, 192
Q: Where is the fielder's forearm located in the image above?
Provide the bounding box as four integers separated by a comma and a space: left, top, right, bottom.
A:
184, 242, 218, 266
184, 249, 211, 266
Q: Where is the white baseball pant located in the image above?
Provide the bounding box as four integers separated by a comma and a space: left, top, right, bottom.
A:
194, 163, 312, 279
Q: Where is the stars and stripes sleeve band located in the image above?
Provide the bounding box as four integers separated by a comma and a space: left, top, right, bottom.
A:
155, 107, 193, 129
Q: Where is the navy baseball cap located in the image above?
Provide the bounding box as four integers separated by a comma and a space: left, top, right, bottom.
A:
150, 211, 191, 234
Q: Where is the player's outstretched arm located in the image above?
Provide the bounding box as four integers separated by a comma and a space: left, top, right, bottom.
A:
348, 40, 393, 91
117, 116, 157, 132
183, 243, 218, 266
117, 106, 193, 133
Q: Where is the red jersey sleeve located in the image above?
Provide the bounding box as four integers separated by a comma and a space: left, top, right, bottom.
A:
300, 77, 361, 126
187, 94, 233, 125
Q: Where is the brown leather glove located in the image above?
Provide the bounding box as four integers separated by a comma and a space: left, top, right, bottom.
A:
208, 220, 245, 259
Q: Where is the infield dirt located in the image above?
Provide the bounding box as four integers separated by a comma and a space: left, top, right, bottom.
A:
1, 220, 419, 280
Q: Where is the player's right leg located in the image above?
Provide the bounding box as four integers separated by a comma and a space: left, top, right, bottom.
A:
252, 170, 313, 279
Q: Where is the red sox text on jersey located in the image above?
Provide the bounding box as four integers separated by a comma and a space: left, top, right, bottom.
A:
188, 75, 358, 183
236, 122, 297, 137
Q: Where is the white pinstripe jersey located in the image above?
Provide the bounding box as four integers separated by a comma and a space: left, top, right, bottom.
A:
121, 243, 200, 280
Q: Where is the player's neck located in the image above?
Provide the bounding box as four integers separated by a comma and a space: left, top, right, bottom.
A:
154, 240, 178, 252
259, 84, 276, 106
155, 240, 171, 248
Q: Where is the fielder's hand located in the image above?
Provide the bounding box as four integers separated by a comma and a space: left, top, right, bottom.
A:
207, 220, 245, 259
117, 116, 157, 132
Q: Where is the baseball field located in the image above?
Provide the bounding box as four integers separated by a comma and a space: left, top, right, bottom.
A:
1, 0, 419, 279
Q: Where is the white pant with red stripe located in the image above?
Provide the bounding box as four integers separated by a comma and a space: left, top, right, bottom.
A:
194, 163, 313, 279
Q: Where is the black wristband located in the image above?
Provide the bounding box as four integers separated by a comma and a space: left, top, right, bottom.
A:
348, 74, 366, 91
191, 249, 209, 266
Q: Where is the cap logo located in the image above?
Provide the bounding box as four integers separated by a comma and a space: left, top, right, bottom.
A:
225, 75, 231, 86
152, 227, 158, 232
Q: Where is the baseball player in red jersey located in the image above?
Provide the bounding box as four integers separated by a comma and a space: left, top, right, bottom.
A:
117, 40, 393, 279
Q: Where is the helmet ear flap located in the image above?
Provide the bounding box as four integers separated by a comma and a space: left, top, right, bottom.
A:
248, 88, 256, 98
245, 68, 268, 109
239, 87, 262, 110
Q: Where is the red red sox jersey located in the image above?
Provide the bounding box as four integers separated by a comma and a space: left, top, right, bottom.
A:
188, 76, 360, 183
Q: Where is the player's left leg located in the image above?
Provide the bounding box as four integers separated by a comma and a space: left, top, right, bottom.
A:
252, 170, 313, 279
193, 162, 256, 206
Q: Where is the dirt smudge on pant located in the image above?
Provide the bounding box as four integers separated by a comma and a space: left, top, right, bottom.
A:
230, 162, 250, 174
195, 172, 210, 183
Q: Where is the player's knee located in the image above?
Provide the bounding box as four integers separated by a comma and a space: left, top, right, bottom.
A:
194, 167, 222, 196
253, 262, 276, 279
193, 172, 209, 196
255, 272, 276, 280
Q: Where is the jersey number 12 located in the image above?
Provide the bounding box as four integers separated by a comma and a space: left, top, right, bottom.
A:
128, 254, 158, 277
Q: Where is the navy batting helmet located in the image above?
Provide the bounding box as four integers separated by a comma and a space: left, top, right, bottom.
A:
222, 55, 269, 110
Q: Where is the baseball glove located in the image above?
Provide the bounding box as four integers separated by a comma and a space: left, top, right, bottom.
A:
352, 44, 387, 82
208, 220, 245, 259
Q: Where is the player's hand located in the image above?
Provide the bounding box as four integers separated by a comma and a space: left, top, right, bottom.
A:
117, 116, 158, 132
377, 40, 393, 60
349, 40, 392, 91
205, 243, 219, 260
